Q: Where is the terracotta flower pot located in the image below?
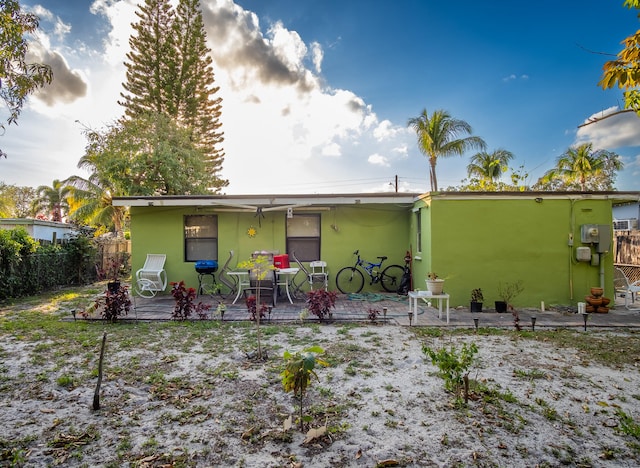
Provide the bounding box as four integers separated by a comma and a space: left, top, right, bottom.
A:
590, 287, 603, 297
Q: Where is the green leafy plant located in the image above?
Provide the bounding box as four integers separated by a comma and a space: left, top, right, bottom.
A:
616, 408, 640, 439
237, 255, 276, 360
170, 281, 211, 321
306, 289, 337, 321
422, 341, 478, 405
281, 346, 329, 430
470, 288, 483, 302
95, 284, 132, 322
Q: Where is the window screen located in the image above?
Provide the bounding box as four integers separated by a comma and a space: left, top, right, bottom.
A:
286, 214, 320, 261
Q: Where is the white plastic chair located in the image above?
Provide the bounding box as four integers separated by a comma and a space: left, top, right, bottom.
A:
309, 261, 328, 290
614, 267, 640, 309
135, 254, 167, 297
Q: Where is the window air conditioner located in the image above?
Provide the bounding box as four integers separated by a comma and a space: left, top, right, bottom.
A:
613, 219, 638, 231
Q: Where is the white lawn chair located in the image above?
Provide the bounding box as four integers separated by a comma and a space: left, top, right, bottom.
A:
614, 267, 640, 309
309, 260, 328, 290
135, 254, 167, 297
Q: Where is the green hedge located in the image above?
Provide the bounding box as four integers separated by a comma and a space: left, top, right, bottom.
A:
0, 229, 98, 301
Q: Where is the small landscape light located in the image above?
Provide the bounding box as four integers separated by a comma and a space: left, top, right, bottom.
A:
582, 312, 589, 331
408, 311, 413, 326
383, 307, 387, 322
531, 316, 536, 331
473, 317, 479, 332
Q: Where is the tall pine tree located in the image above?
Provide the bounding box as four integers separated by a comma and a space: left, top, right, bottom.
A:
119, 0, 226, 191
173, 0, 225, 187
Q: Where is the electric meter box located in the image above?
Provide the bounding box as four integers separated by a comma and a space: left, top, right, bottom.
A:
580, 224, 612, 253
581, 224, 600, 243
575, 246, 591, 262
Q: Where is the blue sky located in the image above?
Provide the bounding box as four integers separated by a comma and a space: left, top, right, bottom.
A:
2, 0, 639, 193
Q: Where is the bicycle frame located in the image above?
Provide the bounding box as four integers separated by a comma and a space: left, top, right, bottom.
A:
352, 251, 385, 283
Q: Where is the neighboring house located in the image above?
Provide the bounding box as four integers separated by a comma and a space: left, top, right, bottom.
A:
0, 218, 77, 244
113, 191, 640, 308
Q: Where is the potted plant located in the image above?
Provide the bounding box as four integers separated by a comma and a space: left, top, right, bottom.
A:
496, 280, 524, 313
426, 272, 445, 294
470, 288, 483, 313
306, 289, 337, 321
105, 256, 124, 294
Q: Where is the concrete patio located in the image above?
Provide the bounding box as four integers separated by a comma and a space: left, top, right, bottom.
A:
119, 287, 640, 330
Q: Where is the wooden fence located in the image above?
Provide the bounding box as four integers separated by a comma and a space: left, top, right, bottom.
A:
614, 231, 640, 282
96, 237, 131, 279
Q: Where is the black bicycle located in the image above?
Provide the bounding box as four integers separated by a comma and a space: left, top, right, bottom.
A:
335, 250, 405, 294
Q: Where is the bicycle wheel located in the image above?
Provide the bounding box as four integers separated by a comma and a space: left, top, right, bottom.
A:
380, 264, 405, 292
336, 267, 364, 294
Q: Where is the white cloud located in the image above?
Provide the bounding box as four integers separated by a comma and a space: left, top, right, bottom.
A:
368, 153, 389, 167
2, 0, 426, 195
576, 107, 640, 149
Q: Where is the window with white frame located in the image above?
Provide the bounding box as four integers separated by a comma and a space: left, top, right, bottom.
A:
287, 214, 320, 262
184, 215, 218, 261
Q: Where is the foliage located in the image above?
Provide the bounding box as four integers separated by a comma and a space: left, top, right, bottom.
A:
367, 307, 380, 323
95, 285, 132, 322
497, 280, 524, 305
599, 1, 640, 116
281, 346, 329, 430
120, 0, 227, 190
616, 408, 640, 439
0, 0, 53, 158
407, 108, 486, 192
466, 149, 514, 189
422, 341, 478, 404
306, 289, 337, 321
427, 272, 438, 280
535, 143, 622, 191
470, 288, 484, 302
237, 255, 276, 359
0, 182, 35, 217
245, 295, 267, 321
0, 228, 98, 299
32, 179, 71, 222
170, 280, 211, 320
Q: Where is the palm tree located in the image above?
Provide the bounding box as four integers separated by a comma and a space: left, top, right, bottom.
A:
540, 143, 622, 191
32, 179, 71, 221
467, 149, 514, 189
408, 109, 486, 191
64, 175, 127, 234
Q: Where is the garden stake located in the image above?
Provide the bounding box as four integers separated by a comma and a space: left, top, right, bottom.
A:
473, 317, 479, 332
531, 316, 536, 331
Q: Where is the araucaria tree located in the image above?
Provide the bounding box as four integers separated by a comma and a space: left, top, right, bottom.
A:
408, 109, 486, 192
0, 0, 52, 158
536, 142, 622, 191
118, 0, 226, 191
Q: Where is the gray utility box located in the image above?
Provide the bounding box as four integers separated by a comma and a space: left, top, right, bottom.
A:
580, 224, 611, 253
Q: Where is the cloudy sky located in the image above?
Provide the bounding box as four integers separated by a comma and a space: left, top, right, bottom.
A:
2, 0, 639, 194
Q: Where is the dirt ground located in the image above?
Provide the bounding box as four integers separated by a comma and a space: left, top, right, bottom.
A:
2, 314, 640, 467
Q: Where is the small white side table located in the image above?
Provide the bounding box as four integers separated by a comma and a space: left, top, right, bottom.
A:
408, 291, 451, 324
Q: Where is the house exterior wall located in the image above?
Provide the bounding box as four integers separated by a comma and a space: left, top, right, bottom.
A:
0, 219, 76, 243
129, 204, 411, 293
410, 195, 614, 308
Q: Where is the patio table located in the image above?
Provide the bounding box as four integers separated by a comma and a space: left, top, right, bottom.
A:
408, 290, 450, 324
276, 267, 299, 304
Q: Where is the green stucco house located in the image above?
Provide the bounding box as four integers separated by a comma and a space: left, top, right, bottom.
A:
113, 191, 640, 308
